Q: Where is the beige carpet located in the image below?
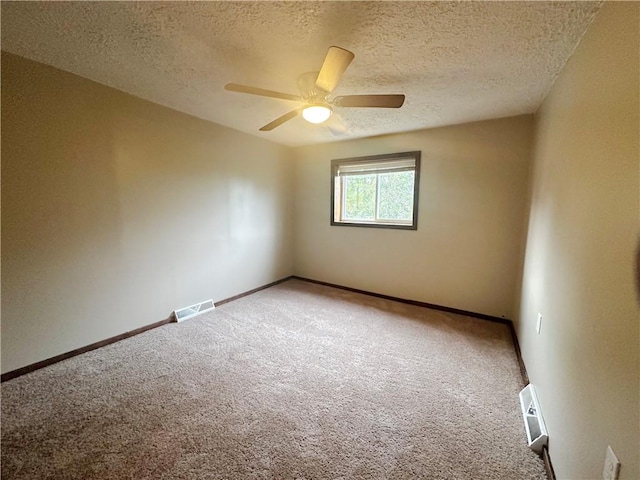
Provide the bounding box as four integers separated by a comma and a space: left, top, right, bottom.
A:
1, 279, 546, 479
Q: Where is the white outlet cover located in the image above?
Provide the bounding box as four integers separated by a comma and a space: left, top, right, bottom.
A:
603, 445, 620, 480
536, 313, 543, 334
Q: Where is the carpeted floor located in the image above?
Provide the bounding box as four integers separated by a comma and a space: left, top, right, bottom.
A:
1, 279, 546, 479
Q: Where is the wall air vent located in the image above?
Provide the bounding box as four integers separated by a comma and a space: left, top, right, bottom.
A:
519, 384, 548, 453
173, 299, 215, 322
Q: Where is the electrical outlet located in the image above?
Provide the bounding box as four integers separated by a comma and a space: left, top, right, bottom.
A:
536, 313, 543, 334
603, 445, 620, 480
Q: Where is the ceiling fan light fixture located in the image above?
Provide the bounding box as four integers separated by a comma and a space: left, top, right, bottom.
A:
302, 105, 332, 124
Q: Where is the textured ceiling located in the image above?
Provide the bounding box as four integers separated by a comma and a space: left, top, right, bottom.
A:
1, 1, 601, 147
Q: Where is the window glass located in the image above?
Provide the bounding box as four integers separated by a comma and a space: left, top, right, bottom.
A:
377, 170, 414, 221
343, 174, 376, 220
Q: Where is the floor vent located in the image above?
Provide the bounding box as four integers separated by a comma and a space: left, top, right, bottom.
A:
173, 299, 215, 322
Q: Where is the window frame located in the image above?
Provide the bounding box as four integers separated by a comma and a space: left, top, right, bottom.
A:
330, 151, 421, 230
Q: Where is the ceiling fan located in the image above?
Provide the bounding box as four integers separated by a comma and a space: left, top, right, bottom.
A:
224, 46, 405, 132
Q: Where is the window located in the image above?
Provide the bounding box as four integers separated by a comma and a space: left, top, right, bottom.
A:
331, 151, 420, 230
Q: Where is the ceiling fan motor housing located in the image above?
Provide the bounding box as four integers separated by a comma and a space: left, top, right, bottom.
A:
297, 71, 326, 102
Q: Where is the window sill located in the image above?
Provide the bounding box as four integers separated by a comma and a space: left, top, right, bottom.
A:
331, 221, 417, 230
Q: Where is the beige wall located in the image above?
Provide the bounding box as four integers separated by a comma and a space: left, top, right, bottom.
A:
1, 53, 293, 373
518, 3, 639, 479
292, 116, 533, 319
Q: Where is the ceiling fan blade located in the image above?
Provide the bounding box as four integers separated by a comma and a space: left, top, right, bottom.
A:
225, 83, 302, 102
326, 113, 348, 136
315, 46, 355, 93
333, 94, 405, 108
259, 109, 300, 131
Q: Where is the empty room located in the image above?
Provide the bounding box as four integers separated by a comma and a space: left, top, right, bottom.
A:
1, 2, 638, 479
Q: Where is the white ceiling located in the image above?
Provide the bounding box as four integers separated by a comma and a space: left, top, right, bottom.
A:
1, 1, 601, 147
